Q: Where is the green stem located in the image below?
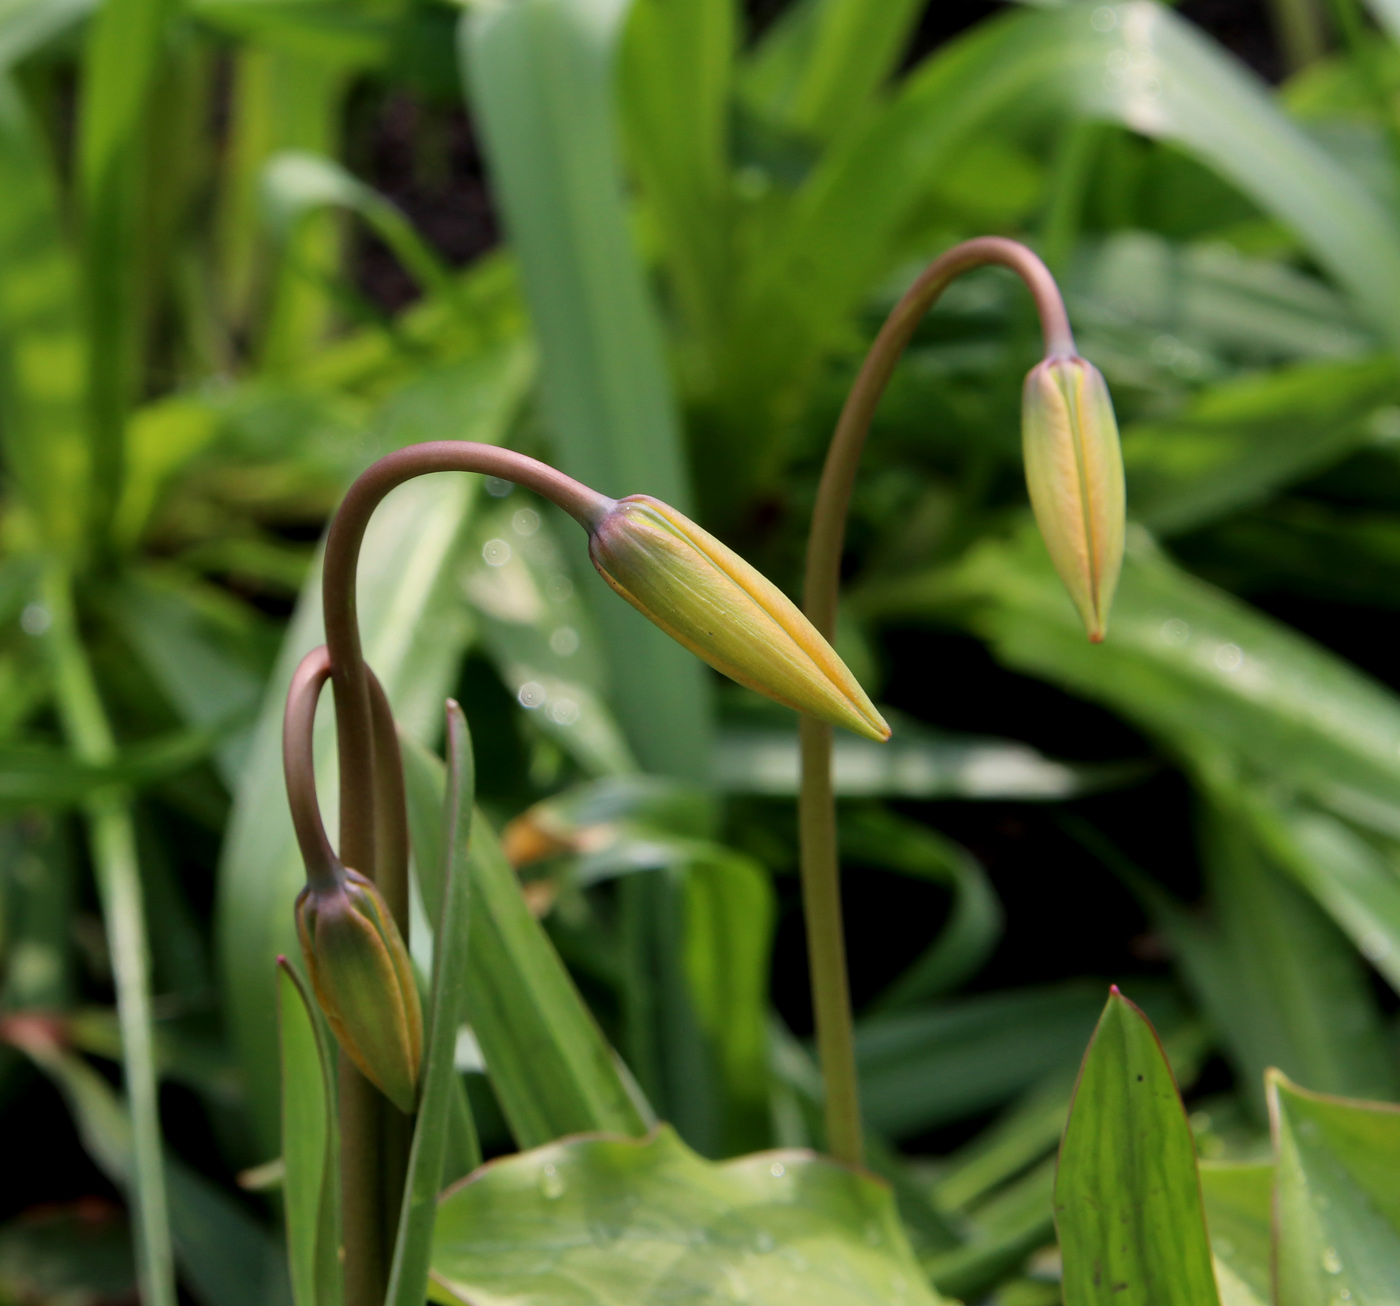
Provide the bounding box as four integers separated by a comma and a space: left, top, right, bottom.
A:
316, 442, 608, 1302
42, 566, 175, 1306
800, 237, 1074, 1167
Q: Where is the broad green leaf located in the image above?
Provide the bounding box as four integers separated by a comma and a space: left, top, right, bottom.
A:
461, 0, 713, 782
1199, 1162, 1272, 1306
398, 729, 646, 1146
1181, 802, 1395, 1116
903, 528, 1400, 843
1054, 989, 1219, 1306
218, 342, 528, 1157
386, 703, 479, 1306
429, 1125, 948, 1306
714, 721, 1138, 799
621, 0, 735, 353
10, 1033, 290, 1306
1122, 354, 1399, 536
1270, 1072, 1400, 1305
856, 982, 1161, 1138
1068, 2, 1400, 349
277, 961, 340, 1306
1240, 793, 1400, 994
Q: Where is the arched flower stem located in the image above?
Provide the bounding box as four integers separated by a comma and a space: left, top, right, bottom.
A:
311, 443, 609, 1306
799, 238, 1074, 1168
321, 443, 610, 897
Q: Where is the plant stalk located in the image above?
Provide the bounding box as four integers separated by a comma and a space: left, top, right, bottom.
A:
318, 442, 608, 1302
800, 237, 1074, 1167
42, 567, 176, 1306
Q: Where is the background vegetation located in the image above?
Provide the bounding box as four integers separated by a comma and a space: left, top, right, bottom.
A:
4, 0, 1400, 1300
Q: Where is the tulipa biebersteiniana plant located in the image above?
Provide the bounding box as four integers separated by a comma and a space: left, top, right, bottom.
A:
278, 235, 1133, 1306
282, 441, 888, 1303
797, 237, 1126, 1167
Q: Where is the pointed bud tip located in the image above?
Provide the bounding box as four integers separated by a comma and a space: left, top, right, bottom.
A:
1021, 355, 1125, 645
588, 495, 888, 741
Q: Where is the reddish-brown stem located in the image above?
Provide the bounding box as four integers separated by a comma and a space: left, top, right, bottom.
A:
799, 239, 1073, 1168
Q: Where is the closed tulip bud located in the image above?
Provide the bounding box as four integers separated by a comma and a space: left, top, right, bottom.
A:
1021, 355, 1125, 642
587, 496, 889, 741
295, 866, 423, 1113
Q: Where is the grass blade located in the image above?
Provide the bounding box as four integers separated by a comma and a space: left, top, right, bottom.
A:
77, 0, 176, 551
1054, 988, 1220, 1306
41, 567, 174, 1306
277, 960, 341, 1306
386, 702, 479, 1306
0, 74, 88, 556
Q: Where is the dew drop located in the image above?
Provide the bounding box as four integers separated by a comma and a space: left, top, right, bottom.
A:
540, 1162, 564, 1199
769, 1162, 785, 1178
1322, 1246, 1342, 1275
753, 1231, 774, 1254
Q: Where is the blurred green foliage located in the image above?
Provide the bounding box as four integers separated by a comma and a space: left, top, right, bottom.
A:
5, 0, 1400, 1300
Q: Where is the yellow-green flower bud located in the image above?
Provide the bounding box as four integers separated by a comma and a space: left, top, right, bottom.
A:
588, 495, 889, 741
295, 867, 423, 1113
1021, 355, 1125, 642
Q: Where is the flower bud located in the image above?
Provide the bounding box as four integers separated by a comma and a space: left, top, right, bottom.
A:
295, 866, 423, 1113
1021, 355, 1125, 642
588, 496, 889, 741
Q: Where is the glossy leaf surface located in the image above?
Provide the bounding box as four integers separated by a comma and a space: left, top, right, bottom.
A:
430, 1125, 947, 1306
1054, 989, 1219, 1306
1270, 1071, 1400, 1305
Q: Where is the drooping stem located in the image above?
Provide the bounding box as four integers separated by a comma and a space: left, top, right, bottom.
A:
315, 442, 609, 1303
799, 238, 1074, 1167
283, 646, 337, 889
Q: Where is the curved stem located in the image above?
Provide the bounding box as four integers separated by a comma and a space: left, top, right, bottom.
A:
322, 442, 610, 885
315, 442, 608, 1304
283, 646, 338, 890
799, 238, 1073, 1167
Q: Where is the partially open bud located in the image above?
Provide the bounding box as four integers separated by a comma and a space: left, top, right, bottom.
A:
295, 866, 423, 1113
1021, 355, 1125, 642
588, 496, 889, 741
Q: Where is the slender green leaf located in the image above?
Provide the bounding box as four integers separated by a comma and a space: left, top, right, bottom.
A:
0, 0, 94, 66
0, 75, 88, 556
398, 729, 646, 1145
430, 1125, 949, 1306
856, 982, 1163, 1138
1199, 1162, 1272, 1306
620, 0, 734, 352
740, 0, 926, 141
1122, 354, 1400, 536
386, 703, 479, 1306
715, 720, 1141, 800
277, 961, 341, 1306
1054, 989, 1220, 1306
466, 813, 648, 1146
461, 0, 713, 782
1270, 1071, 1400, 1305
78, 0, 177, 550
